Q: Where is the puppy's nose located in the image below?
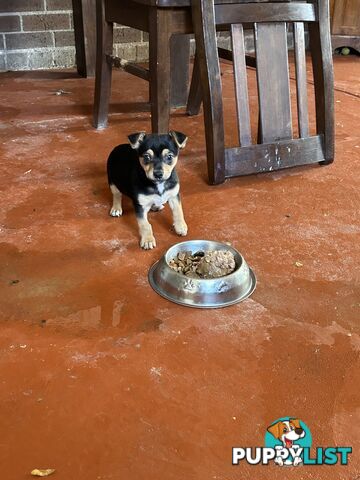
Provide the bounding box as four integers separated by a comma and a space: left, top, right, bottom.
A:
154, 171, 163, 180
295, 428, 303, 435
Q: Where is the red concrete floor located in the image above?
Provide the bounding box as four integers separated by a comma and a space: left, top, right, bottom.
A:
0, 55, 359, 480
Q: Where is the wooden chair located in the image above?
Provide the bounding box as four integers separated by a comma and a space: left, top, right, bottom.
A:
191, 0, 334, 184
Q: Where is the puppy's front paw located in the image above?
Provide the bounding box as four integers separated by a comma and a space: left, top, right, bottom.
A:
174, 220, 188, 236
275, 458, 284, 467
140, 234, 157, 250
293, 457, 302, 466
110, 207, 122, 217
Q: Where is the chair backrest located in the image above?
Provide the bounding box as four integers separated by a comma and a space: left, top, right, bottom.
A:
192, 0, 334, 184
223, 2, 314, 144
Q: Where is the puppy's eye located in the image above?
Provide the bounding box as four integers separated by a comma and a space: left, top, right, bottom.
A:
290, 426, 295, 431
165, 153, 174, 163
283, 428, 288, 433
142, 154, 151, 164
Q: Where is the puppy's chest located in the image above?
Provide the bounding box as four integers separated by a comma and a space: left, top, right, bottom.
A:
138, 183, 179, 209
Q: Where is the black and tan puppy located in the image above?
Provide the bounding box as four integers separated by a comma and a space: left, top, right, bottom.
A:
107, 131, 188, 249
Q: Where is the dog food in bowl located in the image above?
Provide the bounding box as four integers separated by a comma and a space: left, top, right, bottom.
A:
168, 250, 236, 279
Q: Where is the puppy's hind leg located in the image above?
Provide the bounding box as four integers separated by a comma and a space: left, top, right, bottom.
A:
109, 184, 123, 217
169, 194, 188, 236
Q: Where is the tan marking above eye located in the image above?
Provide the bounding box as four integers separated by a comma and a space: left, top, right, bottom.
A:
145, 149, 154, 157
162, 149, 171, 157
162, 149, 176, 161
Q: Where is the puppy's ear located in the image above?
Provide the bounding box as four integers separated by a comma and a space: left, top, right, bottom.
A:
267, 421, 282, 439
290, 418, 301, 429
169, 131, 188, 149
128, 132, 146, 149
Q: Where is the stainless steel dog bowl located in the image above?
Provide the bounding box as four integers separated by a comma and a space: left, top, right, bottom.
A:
148, 240, 256, 308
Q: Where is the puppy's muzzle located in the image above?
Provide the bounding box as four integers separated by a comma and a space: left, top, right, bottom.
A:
154, 170, 163, 180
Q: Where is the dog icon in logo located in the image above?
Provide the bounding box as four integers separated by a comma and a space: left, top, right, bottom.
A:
267, 418, 306, 466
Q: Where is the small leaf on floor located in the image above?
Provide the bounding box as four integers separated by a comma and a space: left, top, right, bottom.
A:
31, 469, 55, 477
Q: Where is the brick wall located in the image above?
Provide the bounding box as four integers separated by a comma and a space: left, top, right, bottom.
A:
0, 0, 149, 71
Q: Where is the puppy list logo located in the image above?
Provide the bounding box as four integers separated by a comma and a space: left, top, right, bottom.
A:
232, 417, 352, 467
265, 417, 311, 466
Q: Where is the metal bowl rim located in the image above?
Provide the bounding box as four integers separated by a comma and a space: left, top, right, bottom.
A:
148, 262, 257, 308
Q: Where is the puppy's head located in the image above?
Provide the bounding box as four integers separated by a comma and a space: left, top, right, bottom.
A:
128, 131, 187, 183
267, 419, 305, 447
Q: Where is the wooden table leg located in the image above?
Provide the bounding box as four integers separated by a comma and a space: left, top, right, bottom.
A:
149, 7, 172, 133
93, 0, 113, 128
170, 34, 191, 108
186, 51, 202, 115
72, 0, 97, 77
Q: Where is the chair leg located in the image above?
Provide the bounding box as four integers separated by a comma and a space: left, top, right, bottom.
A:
186, 51, 203, 116
257, 111, 262, 144
149, 8, 172, 134
191, 0, 225, 185
171, 34, 191, 108
72, 0, 96, 77
308, 0, 334, 164
93, 0, 113, 129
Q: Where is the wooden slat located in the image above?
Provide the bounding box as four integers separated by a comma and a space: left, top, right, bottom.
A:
218, 48, 257, 69
294, 22, 309, 138
308, 0, 335, 163
231, 24, 252, 146
107, 55, 150, 81
225, 135, 325, 177
255, 22, 292, 143
214, 3, 316, 25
